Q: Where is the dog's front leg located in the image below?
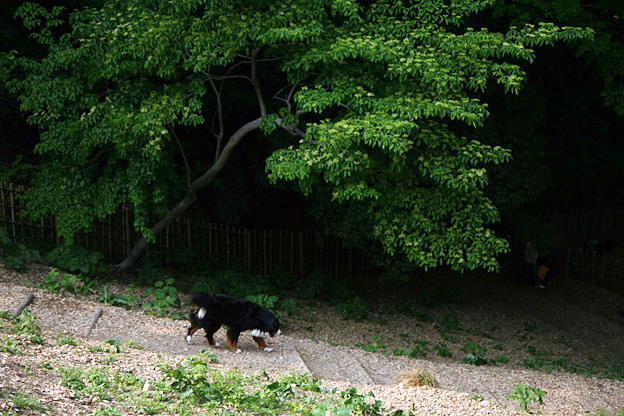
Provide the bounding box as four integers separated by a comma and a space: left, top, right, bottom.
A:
186, 325, 200, 344
252, 336, 273, 352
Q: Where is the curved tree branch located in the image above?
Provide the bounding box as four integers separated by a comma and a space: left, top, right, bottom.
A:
116, 117, 263, 269
251, 47, 267, 116
207, 74, 225, 162
168, 126, 192, 191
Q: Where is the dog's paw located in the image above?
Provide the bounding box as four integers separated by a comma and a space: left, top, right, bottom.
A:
263, 347, 273, 353
185, 335, 192, 345
235, 348, 242, 354
214, 342, 221, 348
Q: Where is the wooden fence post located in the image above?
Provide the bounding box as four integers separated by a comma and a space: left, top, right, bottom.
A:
124, 207, 131, 256
299, 231, 304, 279
0, 182, 6, 233
9, 182, 16, 238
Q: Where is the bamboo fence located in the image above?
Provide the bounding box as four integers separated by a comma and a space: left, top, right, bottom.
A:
2, 181, 622, 287
0, 181, 372, 279
539, 207, 624, 247
560, 247, 624, 293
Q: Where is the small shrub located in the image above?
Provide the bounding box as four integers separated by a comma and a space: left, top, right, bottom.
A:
461, 342, 488, 365
398, 303, 432, 321
13, 310, 45, 345
0, 229, 38, 271
0, 336, 21, 354
357, 341, 388, 353
0, 391, 51, 414
143, 278, 180, 317
337, 297, 369, 321
506, 383, 546, 413
42, 269, 95, 296
60, 367, 87, 391
124, 339, 144, 350
434, 342, 453, 357
397, 367, 438, 387
105, 339, 122, 353
523, 358, 545, 371
57, 335, 77, 346
524, 321, 538, 332
278, 297, 301, 317
98, 285, 137, 310
394, 340, 429, 358
416, 291, 438, 308
91, 407, 122, 416
440, 313, 460, 332
193, 269, 273, 299
292, 271, 327, 299
163, 359, 224, 402
135, 259, 167, 285
45, 244, 106, 275
246, 294, 279, 311
434, 286, 463, 303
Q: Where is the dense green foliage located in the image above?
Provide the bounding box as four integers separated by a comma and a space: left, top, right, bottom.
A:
1, 0, 592, 272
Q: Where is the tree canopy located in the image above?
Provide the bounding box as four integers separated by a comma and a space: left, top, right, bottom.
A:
1, 0, 592, 271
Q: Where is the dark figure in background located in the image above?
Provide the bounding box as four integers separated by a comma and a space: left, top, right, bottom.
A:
537, 263, 550, 286
524, 241, 543, 289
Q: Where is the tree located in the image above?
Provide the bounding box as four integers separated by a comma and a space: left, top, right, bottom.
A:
2, 0, 590, 272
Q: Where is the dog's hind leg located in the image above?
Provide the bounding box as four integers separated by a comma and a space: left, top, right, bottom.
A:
252, 336, 273, 352
226, 327, 242, 353
203, 321, 222, 348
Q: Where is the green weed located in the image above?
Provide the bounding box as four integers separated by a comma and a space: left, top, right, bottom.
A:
506, 383, 546, 413
434, 342, 453, 357
337, 297, 369, 321
245, 293, 279, 310
357, 341, 388, 353
461, 342, 488, 365
279, 297, 301, 317
143, 278, 180, 317
98, 284, 137, 310
57, 335, 77, 346
42, 269, 95, 296
0, 336, 21, 354
397, 303, 432, 321
441, 313, 460, 331
0, 230, 39, 271
524, 321, 538, 332
394, 340, 430, 359
0, 391, 51, 413
12, 310, 45, 345
91, 407, 122, 416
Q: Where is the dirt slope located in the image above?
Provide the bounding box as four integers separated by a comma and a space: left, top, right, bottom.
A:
1, 262, 623, 415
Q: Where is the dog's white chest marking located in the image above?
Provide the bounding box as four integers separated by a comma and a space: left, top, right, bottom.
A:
250, 329, 269, 338
196, 308, 207, 319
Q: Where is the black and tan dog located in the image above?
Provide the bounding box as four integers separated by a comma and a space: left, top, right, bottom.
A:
185, 292, 280, 353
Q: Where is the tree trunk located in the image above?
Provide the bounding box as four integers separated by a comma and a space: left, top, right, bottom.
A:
116, 117, 262, 269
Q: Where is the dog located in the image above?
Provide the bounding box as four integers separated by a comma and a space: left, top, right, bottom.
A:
185, 292, 280, 353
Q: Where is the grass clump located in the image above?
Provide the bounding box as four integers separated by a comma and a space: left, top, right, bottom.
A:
397, 367, 438, 387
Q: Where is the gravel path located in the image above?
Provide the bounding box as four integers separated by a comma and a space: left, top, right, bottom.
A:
1, 262, 623, 415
